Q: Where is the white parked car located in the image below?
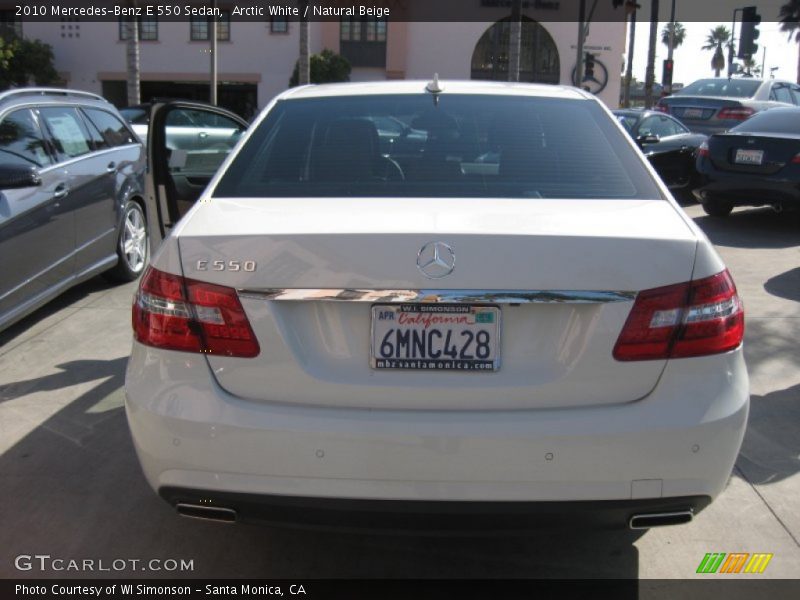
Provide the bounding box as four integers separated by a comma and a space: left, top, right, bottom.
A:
125, 81, 749, 531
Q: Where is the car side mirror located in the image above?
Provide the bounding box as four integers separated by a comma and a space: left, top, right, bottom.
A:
0, 164, 42, 190
636, 134, 660, 147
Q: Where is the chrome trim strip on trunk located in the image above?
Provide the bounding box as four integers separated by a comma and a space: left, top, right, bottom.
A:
237, 289, 636, 304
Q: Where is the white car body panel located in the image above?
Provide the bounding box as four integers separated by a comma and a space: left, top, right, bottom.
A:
126, 344, 748, 502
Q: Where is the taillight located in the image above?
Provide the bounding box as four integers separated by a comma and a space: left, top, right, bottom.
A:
697, 141, 709, 158
792, 153, 800, 164
717, 107, 755, 120
654, 103, 669, 114
614, 269, 744, 361
133, 266, 260, 358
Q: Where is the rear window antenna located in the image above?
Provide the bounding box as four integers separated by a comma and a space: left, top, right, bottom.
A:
426, 73, 443, 105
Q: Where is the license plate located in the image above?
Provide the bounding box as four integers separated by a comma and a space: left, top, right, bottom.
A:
683, 108, 704, 119
734, 148, 764, 165
370, 304, 500, 372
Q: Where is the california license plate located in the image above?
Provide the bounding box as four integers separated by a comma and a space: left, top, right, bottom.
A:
683, 108, 704, 119
734, 148, 764, 165
370, 304, 500, 371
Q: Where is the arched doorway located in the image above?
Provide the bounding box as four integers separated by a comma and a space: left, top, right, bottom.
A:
470, 17, 560, 84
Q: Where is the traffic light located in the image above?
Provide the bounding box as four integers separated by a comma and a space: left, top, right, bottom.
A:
584, 52, 595, 80
738, 6, 761, 59
662, 59, 674, 88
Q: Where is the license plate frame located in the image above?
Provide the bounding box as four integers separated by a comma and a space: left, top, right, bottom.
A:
682, 108, 704, 119
370, 304, 501, 372
734, 148, 764, 165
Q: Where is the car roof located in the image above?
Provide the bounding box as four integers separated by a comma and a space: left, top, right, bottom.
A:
276, 80, 592, 101
0, 87, 114, 111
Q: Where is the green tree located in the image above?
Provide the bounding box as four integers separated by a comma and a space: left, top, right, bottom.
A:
702, 25, 732, 78
740, 57, 762, 77
0, 36, 14, 72
661, 22, 686, 50
0, 37, 61, 89
289, 49, 351, 87
779, 0, 800, 83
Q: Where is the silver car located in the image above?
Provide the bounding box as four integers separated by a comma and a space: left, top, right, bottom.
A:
657, 78, 799, 134
0, 88, 148, 332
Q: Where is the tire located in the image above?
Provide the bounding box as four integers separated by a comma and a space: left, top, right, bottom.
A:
105, 200, 149, 282
702, 198, 734, 218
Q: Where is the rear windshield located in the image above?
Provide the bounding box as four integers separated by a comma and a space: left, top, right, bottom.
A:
732, 109, 800, 134
214, 94, 661, 200
677, 79, 761, 98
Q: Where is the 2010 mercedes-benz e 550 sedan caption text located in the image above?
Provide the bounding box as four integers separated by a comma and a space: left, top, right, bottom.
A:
125, 81, 749, 531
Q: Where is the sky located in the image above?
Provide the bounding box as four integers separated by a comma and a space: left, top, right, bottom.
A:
629, 20, 798, 85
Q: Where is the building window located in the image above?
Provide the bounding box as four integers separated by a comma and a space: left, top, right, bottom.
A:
60, 17, 80, 39
471, 17, 560, 85
340, 17, 387, 67
270, 17, 288, 34
340, 17, 387, 43
119, 16, 158, 41
0, 9, 23, 39
190, 10, 231, 41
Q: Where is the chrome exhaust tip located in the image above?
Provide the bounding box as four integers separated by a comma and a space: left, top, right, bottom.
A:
176, 503, 237, 523
629, 510, 693, 530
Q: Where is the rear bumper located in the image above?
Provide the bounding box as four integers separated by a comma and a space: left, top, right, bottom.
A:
125, 342, 749, 519
693, 173, 800, 208
159, 487, 710, 531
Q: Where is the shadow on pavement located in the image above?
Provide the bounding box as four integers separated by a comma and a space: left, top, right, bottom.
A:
0, 277, 117, 349
0, 358, 127, 405
764, 267, 800, 303
737, 382, 800, 487
692, 208, 800, 250
0, 356, 642, 579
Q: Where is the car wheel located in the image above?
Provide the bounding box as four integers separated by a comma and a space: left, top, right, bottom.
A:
702, 198, 734, 218
105, 200, 148, 282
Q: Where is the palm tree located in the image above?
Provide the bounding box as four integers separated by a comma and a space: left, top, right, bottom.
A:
623, 5, 637, 107
508, 0, 522, 82
125, 1, 140, 106
661, 22, 686, 50
644, 0, 659, 108
779, 0, 800, 84
741, 57, 762, 77
702, 25, 732, 77
298, 0, 310, 85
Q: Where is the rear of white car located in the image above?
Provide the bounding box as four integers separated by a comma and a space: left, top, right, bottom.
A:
125, 82, 748, 530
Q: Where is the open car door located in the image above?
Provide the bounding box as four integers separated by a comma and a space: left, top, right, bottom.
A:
145, 101, 248, 247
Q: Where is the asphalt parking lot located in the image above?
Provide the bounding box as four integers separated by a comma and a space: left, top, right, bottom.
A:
1, 204, 798, 580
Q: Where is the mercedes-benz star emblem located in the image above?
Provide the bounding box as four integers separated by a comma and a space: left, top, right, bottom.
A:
416, 241, 455, 279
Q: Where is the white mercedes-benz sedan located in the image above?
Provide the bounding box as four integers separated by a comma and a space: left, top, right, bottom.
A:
125, 81, 749, 531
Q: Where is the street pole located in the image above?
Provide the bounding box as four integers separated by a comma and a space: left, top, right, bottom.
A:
666, 0, 675, 95
728, 9, 739, 79
761, 46, 766, 78
210, 0, 217, 105
575, 0, 586, 87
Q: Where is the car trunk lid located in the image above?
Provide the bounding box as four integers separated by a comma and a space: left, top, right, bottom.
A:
175, 197, 698, 411
708, 132, 800, 175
